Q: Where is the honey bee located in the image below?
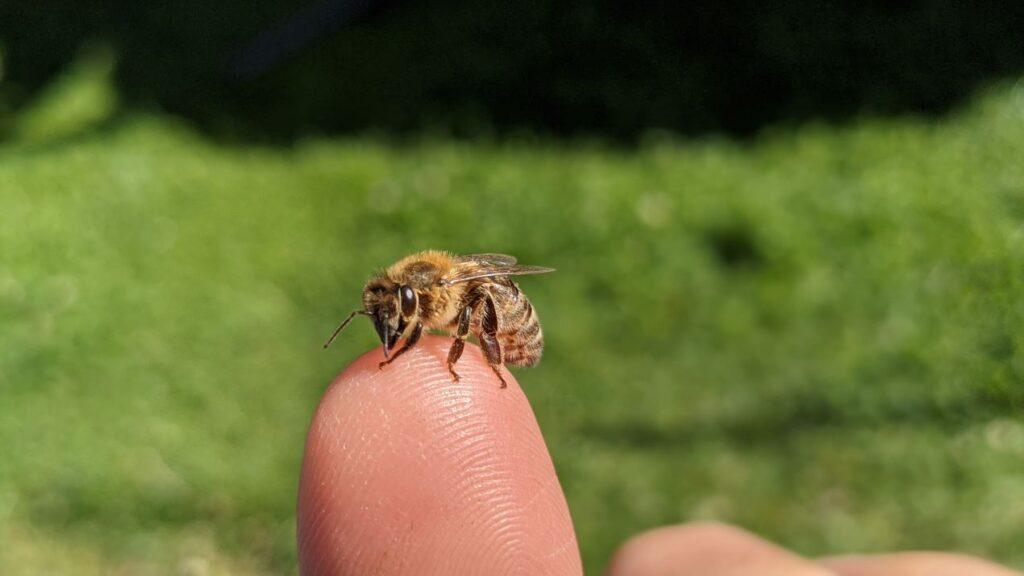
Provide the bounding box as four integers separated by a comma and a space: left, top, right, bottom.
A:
324, 251, 554, 388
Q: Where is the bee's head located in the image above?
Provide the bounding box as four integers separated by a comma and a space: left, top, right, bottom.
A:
362, 278, 419, 358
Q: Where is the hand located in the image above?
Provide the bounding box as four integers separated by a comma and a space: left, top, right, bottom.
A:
297, 336, 1020, 576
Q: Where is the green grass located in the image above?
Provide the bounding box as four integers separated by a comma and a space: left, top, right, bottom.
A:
2, 58, 1024, 574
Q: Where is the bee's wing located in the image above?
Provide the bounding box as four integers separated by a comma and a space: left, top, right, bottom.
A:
442, 262, 555, 285
456, 253, 518, 266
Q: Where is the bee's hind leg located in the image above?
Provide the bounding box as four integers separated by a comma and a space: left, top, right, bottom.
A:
478, 293, 507, 389
378, 323, 423, 369
446, 304, 473, 382
480, 335, 507, 388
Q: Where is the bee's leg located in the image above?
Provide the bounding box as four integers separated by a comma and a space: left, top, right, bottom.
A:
446, 304, 473, 382
478, 293, 507, 388
480, 336, 507, 388
378, 323, 423, 369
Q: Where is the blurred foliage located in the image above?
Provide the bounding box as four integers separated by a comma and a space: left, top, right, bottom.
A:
2, 55, 1024, 575
7, 45, 118, 144
1, 1, 1024, 140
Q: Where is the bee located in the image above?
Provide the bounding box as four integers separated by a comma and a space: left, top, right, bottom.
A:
324, 251, 553, 388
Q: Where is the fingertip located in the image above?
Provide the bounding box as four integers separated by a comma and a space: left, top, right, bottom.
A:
298, 335, 581, 576
819, 552, 1023, 576
606, 523, 835, 576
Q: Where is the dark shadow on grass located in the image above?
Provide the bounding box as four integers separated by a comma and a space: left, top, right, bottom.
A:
704, 224, 764, 270
3, 2, 1024, 144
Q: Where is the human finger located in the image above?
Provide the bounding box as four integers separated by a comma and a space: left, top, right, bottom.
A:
297, 335, 582, 576
606, 523, 837, 576
820, 552, 1022, 576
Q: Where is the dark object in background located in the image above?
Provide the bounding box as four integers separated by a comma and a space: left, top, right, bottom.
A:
2, 1, 1023, 141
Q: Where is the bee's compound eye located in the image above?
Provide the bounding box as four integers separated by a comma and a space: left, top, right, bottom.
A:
399, 285, 417, 317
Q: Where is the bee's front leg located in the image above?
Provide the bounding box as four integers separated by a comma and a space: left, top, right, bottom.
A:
378, 323, 423, 369
446, 304, 473, 382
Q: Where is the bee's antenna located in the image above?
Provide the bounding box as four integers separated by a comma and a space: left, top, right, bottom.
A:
323, 310, 368, 348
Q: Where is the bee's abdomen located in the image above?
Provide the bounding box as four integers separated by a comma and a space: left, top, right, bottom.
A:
498, 295, 544, 367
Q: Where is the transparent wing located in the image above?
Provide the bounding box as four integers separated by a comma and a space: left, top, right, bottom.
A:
442, 258, 554, 285
456, 253, 518, 266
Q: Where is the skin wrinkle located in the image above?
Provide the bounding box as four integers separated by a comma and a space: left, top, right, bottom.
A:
298, 335, 582, 576
462, 435, 523, 570
433, 407, 489, 449
413, 350, 528, 569
310, 358, 400, 574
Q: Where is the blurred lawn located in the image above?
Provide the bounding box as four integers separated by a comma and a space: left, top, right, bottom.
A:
2, 56, 1024, 575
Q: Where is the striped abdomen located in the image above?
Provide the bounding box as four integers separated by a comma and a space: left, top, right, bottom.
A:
491, 282, 543, 367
